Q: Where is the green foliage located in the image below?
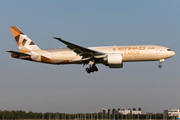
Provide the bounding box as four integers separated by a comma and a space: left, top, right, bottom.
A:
0, 110, 171, 119
138, 107, 142, 111
112, 108, 116, 114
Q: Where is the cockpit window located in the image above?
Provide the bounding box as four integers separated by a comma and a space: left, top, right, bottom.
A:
167, 49, 172, 51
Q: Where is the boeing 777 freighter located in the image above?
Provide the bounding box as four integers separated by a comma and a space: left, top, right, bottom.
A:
7, 26, 175, 74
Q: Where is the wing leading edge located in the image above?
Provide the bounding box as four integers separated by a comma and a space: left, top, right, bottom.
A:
53, 37, 106, 59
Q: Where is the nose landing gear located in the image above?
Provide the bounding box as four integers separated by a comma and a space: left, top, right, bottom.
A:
158, 59, 164, 68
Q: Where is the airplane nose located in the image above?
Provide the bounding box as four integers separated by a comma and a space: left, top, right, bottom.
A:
169, 51, 175, 57
167, 49, 175, 58
172, 51, 175, 56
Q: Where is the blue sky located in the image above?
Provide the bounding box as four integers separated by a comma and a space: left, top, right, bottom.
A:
0, 0, 180, 113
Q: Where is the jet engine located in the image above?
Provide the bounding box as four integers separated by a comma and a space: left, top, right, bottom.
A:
103, 53, 123, 68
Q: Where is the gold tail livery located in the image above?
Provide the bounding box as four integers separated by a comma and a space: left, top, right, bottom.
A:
7, 26, 175, 74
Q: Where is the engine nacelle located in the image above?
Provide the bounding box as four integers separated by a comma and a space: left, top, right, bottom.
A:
104, 53, 123, 68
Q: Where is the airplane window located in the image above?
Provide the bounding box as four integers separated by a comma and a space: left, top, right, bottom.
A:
167, 49, 172, 51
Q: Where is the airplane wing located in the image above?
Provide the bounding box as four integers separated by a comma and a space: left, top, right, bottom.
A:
6, 50, 31, 56
53, 37, 105, 59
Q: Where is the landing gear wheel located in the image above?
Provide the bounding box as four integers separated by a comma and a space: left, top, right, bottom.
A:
94, 66, 98, 71
90, 67, 94, 72
85, 65, 99, 73
158, 65, 162, 68
86, 68, 91, 74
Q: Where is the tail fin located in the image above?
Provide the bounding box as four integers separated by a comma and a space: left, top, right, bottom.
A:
10, 26, 40, 53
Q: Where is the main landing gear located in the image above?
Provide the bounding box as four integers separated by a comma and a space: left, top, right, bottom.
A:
85, 59, 98, 74
85, 65, 98, 74
158, 59, 164, 68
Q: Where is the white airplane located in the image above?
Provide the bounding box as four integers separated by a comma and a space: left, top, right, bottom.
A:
7, 26, 175, 74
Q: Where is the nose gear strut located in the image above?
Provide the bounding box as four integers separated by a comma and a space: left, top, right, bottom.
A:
158, 59, 164, 68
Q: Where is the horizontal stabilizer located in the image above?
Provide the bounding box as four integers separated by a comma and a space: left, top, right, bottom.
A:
6, 50, 31, 56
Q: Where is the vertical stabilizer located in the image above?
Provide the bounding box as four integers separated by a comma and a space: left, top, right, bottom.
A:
10, 26, 40, 53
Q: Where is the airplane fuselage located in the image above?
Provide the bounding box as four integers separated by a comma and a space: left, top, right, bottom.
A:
13, 45, 175, 65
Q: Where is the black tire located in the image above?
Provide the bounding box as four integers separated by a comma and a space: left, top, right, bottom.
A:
85, 68, 89, 71
90, 67, 94, 72
158, 65, 162, 68
94, 66, 98, 71
86, 68, 91, 73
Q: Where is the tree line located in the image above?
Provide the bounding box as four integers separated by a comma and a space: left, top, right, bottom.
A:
0, 110, 172, 119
